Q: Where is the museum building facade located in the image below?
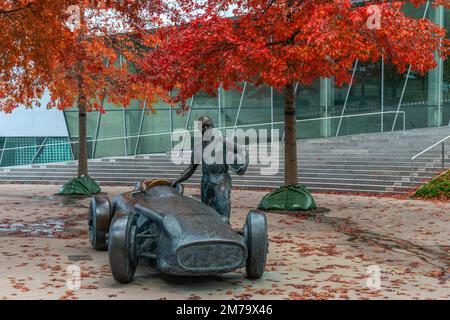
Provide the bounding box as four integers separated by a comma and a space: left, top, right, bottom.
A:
0, 3, 449, 167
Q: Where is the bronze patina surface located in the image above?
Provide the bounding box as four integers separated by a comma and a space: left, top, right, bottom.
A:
88, 181, 268, 283
171, 116, 249, 222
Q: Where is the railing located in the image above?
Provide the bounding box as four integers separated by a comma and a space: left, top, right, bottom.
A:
0, 110, 406, 167
282, 110, 406, 142
411, 134, 450, 178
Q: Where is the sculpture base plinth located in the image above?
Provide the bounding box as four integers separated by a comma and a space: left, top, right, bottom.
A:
258, 184, 317, 211
59, 175, 101, 196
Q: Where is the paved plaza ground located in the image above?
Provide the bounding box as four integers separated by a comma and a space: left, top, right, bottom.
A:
0, 184, 448, 300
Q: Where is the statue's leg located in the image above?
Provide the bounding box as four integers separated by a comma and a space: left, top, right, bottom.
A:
201, 177, 207, 203
201, 177, 214, 207
212, 175, 232, 222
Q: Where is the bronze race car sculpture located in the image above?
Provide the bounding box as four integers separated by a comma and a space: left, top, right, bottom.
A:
88, 180, 268, 283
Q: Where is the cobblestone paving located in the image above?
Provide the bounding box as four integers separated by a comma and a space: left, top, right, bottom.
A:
0, 185, 448, 300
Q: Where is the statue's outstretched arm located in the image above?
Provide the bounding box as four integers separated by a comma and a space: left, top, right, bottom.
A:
171, 143, 202, 186
171, 163, 198, 186
234, 146, 249, 175
225, 139, 249, 175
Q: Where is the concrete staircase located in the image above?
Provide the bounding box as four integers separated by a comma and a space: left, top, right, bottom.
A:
0, 127, 448, 194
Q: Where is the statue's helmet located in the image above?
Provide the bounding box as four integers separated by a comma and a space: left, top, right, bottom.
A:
197, 116, 214, 134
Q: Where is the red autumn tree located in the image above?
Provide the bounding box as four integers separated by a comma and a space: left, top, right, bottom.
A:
0, 0, 165, 177
138, 0, 450, 187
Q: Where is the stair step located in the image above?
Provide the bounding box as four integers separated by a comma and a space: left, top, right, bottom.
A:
1, 126, 448, 194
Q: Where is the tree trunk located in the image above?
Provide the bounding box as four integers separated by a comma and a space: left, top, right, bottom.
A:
284, 82, 298, 186
75, 9, 88, 177
77, 75, 88, 177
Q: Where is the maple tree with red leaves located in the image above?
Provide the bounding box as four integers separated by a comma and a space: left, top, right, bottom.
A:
0, 0, 166, 177
137, 0, 450, 187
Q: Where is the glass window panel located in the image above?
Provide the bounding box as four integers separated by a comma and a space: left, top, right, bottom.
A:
443, 8, 450, 126
94, 110, 125, 158
137, 108, 172, 154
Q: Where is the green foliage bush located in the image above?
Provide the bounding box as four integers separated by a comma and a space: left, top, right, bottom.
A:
412, 170, 450, 200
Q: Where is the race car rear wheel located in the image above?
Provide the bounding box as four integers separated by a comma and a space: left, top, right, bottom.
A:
88, 196, 111, 251
108, 212, 138, 284
244, 210, 268, 279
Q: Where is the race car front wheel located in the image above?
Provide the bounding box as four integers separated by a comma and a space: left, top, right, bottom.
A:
244, 210, 268, 279
108, 212, 138, 284
88, 196, 111, 251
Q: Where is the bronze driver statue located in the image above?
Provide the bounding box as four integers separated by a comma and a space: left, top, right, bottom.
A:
170, 116, 248, 222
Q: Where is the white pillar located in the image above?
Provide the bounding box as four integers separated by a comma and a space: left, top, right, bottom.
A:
320, 78, 334, 137
427, 6, 444, 127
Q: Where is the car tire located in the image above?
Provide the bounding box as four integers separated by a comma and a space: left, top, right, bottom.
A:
108, 212, 138, 284
88, 196, 111, 251
244, 210, 268, 279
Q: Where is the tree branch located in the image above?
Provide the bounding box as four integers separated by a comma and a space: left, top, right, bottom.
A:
0, 2, 32, 15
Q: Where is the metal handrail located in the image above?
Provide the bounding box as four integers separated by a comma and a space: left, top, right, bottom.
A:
282, 110, 406, 142
412, 135, 450, 161
0, 110, 407, 156
411, 135, 450, 178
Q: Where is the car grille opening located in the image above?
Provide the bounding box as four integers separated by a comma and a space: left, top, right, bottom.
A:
177, 243, 245, 271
